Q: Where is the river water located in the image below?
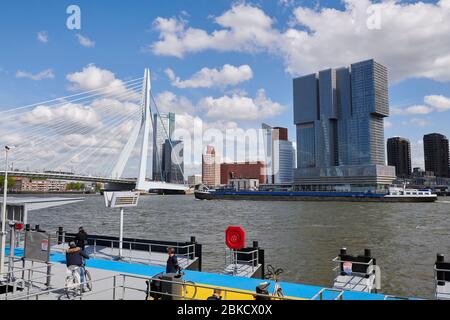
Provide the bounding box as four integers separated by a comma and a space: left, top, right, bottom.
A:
22, 194, 450, 299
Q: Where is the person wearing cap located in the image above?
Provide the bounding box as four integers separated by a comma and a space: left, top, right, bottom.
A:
74, 226, 88, 251
66, 241, 90, 291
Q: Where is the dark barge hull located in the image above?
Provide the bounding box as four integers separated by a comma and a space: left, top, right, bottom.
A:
194, 191, 437, 203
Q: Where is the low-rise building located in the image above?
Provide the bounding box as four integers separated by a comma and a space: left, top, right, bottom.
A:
229, 178, 259, 191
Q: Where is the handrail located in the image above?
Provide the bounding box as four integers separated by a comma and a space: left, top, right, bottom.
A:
5, 272, 297, 301
310, 288, 344, 300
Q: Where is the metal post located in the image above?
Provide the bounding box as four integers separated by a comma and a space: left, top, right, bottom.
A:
46, 263, 52, 288
0, 146, 10, 277
113, 276, 117, 300
119, 208, 124, 259
8, 223, 15, 280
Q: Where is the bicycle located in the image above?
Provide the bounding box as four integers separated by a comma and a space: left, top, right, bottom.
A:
64, 264, 92, 299
260, 265, 284, 298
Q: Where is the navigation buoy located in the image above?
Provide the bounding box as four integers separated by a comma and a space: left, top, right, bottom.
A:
225, 226, 246, 250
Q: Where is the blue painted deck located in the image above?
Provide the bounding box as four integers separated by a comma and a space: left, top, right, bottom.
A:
5, 247, 403, 300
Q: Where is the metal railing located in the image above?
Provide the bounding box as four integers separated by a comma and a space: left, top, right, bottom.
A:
0, 262, 54, 300
331, 257, 375, 293
310, 288, 344, 300
53, 233, 196, 268
5, 272, 297, 301
434, 265, 450, 300
224, 249, 259, 277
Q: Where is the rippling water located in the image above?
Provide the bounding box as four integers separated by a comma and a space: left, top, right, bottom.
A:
21, 194, 450, 299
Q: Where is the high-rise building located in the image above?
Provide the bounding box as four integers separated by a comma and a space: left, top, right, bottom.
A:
423, 133, 450, 178
202, 145, 221, 187
162, 139, 184, 184
293, 59, 395, 191
220, 162, 266, 185
152, 112, 175, 181
387, 137, 412, 178
262, 124, 294, 184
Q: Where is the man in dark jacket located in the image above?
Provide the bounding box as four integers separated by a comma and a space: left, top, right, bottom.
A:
74, 227, 88, 251
166, 247, 181, 274
66, 241, 90, 291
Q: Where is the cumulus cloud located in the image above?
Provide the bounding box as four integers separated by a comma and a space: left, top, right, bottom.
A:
403, 105, 434, 115
18, 103, 102, 131
37, 31, 48, 43
16, 69, 54, 81
150, 1, 450, 82
165, 64, 253, 89
66, 64, 140, 100
424, 95, 450, 112
154, 91, 195, 114
76, 34, 96, 48
199, 89, 286, 121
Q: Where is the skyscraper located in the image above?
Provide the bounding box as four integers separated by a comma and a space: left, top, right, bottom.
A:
423, 133, 450, 178
152, 112, 175, 181
293, 59, 395, 191
387, 137, 412, 178
202, 145, 221, 187
162, 139, 184, 184
262, 124, 294, 184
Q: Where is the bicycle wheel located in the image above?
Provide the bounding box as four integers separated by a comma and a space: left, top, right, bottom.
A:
84, 269, 93, 292
183, 281, 197, 300
65, 276, 78, 299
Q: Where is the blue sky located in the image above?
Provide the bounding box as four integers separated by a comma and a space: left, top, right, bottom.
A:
0, 0, 449, 175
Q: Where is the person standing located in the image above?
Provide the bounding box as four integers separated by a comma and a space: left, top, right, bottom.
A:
74, 226, 88, 251
166, 247, 181, 274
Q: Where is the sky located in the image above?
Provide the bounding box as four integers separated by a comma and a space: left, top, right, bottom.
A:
0, 0, 449, 177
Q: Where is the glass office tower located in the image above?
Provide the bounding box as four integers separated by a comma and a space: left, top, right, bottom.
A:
152, 112, 175, 181
293, 59, 395, 192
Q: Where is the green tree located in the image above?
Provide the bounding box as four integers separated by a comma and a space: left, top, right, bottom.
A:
66, 182, 85, 191
0, 176, 15, 190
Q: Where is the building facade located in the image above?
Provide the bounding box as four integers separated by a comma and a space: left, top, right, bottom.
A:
387, 137, 412, 178
202, 145, 221, 187
424, 133, 450, 178
12, 178, 68, 192
293, 59, 395, 191
220, 162, 266, 185
152, 112, 176, 181
162, 139, 184, 184
262, 124, 294, 184
229, 178, 260, 191
188, 174, 202, 187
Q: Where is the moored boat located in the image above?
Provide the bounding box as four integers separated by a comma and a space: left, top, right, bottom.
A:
194, 187, 438, 202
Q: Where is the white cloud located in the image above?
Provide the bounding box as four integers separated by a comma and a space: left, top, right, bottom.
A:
76, 34, 96, 48
165, 64, 253, 89
199, 89, 286, 121
402, 118, 431, 128
150, 4, 278, 58
150, 1, 450, 82
16, 69, 54, 81
154, 91, 195, 114
384, 120, 392, 129
18, 103, 102, 131
424, 95, 450, 112
404, 105, 434, 115
66, 64, 140, 100
37, 31, 48, 43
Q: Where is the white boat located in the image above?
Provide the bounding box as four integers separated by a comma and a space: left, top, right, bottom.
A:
384, 187, 438, 201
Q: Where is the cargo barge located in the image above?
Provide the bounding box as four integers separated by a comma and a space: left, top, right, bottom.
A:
194, 187, 438, 202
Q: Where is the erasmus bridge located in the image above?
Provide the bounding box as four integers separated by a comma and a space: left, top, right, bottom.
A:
0, 69, 188, 192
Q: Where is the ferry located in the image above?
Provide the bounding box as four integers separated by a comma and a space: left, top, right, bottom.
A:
194, 187, 438, 202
